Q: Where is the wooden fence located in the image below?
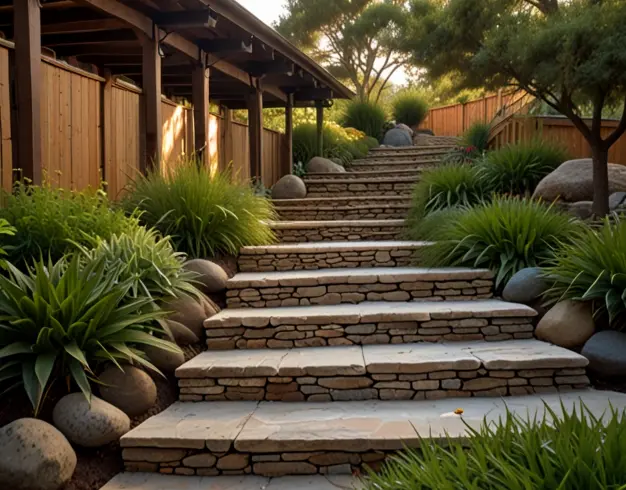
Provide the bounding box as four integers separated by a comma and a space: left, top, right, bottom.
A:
0, 41, 288, 196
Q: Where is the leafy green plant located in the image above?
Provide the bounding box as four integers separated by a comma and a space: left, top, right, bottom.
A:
463, 122, 491, 153
366, 403, 626, 490
478, 140, 569, 196
0, 255, 178, 414
341, 100, 387, 140
0, 219, 15, 269
293, 161, 307, 178
392, 91, 429, 128
0, 184, 137, 267
363, 136, 380, 149
77, 227, 199, 305
417, 196, 582, 288
293, 123, 359, 166
441, 146, 481, 165
545, 216, 626, 330
407, 164, 486, 235
121, 161, 276, 258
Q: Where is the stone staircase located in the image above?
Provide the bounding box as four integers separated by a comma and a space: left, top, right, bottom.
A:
103, 145, 626, 490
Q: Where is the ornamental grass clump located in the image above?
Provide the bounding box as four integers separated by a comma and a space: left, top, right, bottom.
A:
121, 162, 276, 259
341, 100, 387, 140
545, 216, 626, 330
365, 403, 626, 490
417, 196, 582, 288
392, 91, 429, 129
462, 121, 491, 153
0, 255, 178, 414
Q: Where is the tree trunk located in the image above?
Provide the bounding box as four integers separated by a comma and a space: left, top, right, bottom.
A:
591, 144, 610, 216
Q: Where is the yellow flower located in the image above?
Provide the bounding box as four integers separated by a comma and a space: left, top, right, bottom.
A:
454, 408, 464, 415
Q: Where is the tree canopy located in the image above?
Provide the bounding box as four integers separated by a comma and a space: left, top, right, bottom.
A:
276, 0, 411, 102
404, 0, 626, 214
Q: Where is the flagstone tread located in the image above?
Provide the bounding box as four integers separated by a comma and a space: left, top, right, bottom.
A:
272, 196, 412, 205
304, 177, 419, 185
100, 473, 361, 490
119, 391, 626, 477
270, 220, 405, 230
308, 169, 424, 176
369, 144, 456, 151
240, 241, 427, 255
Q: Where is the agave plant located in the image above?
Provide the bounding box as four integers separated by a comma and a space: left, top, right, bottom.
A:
0, 255, 180, 414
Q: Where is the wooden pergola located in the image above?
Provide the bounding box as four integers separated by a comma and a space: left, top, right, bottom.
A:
4, 0, 352, 184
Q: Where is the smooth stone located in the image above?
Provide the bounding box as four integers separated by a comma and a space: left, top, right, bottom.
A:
382, 128, 413, 147
144, 343, 186, 372
395, 123, 414, 137
566, 201, 593, 220
582, 331, 626, 377
306, 157, 345, 174
502, 268, 548, 304
609, 192, 626, 210
164, 319, 200, 346
184, 259, 229, 294
272, 175, 307, 200
200, 294, 220, 318
52, 394, 130, 448
536, 300, 595, 349
0, 418, 76, 490
164, 296, 207, 338
98, 365, 158, 417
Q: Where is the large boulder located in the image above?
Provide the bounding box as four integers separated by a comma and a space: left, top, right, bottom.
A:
306, 156, 345, 174
535, 300, 595, 349
609, 191, 626, 210
502, 267, 548, 304
144, 343, 186, 372
533, 158, 626, 203
52, 394, 130, 448
565, 201, 594, 220
582, 331, 626, 377
395, 123, 414, 138
271, 175, 307, 199
382, 128, 413, 147
183, 259, 228, 294
98, 365, 157, 417
0, 418, 76, 490
164, 319, 199, 346
163, 296, 207, 338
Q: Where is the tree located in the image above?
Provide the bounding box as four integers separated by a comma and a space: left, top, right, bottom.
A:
405, 0, 626, 215
276, 0, 411, 102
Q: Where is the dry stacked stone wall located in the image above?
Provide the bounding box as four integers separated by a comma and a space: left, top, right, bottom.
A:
305, 181, 415, 198
273, 223, 405, 242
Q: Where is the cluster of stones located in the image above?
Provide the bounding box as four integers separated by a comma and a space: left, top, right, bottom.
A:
122, 447, 392, 477
272, 221, 405, 243
238, 244, 419, 272
305, 180, 416, 198
204, 316, 536, 351
225, 278, 494, 308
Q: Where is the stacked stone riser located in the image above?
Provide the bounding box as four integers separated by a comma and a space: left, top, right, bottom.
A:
205, 317, 535, 350
305, 170, 423, 180
225, 278, 494, 308
238, 245, 420, 272
349, 162, 438, 171
273, 224, 405, 242
305, 181, 416, 198
178, 368, 589, 403
276, 205, 410, 221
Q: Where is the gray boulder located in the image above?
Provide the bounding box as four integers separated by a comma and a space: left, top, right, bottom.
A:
271, 175, 307, 199
502, 267, 548, 304
609, 192, 626, 210
98, 365, 157, 417
52, 394, 130, 448
535, 300, 595, 349
582, 331, 626, 377
395, 123, 414, 137
183, 259, 228, 294
163, 296, 207, 338
533, 158, 626, 203
565, 201, 594, 220
382, 128, 413, 147
0, 418, 76, 490
306, 156, 345, 174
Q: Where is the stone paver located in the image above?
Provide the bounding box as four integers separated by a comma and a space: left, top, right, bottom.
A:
240, 241, 426, 255
270, 220, 405, 229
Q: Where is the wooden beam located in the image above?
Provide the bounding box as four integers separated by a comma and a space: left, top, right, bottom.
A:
54, 44, 142, 56
248, 60, 294, 77
294, 87, 333, 101
141, 25, 162, 171
316, 101, 324, 157
201, 39, 252, 55
41, 18, 126, 34
192, 61, 210, 166
42, 29, 136, 46
284, 93, 294, 175
14, 0, 42, 184
154, 10, 217, 29
248, 83, 263, 181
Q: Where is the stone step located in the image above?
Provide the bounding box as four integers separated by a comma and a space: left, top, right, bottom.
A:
101, 473, 360, 490
305, 178, 417, 198
305, 169, 423, 180
225, 267, 493, 308
270, 220, 406, 243
238, 241, 427, 272
369, 144, 456, 154
276, 203, 410, 221
349, 160, 440, 172
203, 300, 537, 350
120, 391, 626, 477
176, 339, 590, 403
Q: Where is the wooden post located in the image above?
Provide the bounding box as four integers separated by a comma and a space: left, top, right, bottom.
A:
316, 101, 324, 157
248, 82, 263, 182
192, 60, 209, 167
284, 93, 294, 174
223, 107, 233, 171
14, 0, 42, 184
141, 25, 162, 172
102, 71, 114, 193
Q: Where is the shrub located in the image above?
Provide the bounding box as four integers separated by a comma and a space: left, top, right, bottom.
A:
77, 227, 199, 305
341, 100, 387, 140
121, 162, 276, 259
417, 196, 582, 288
0, 184, 137, 267
407, 164, 486, 235
462, 122, 491, 153
363, 136, 380, 149
478, 140, 569, 195
392, 92, 429, 128
293, 123, 363, 166
545, 216, 626, 330
0, 218, 15, 269
365, 404, 626, 490
0, 255, 178, 414
441, 146, 482, 165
